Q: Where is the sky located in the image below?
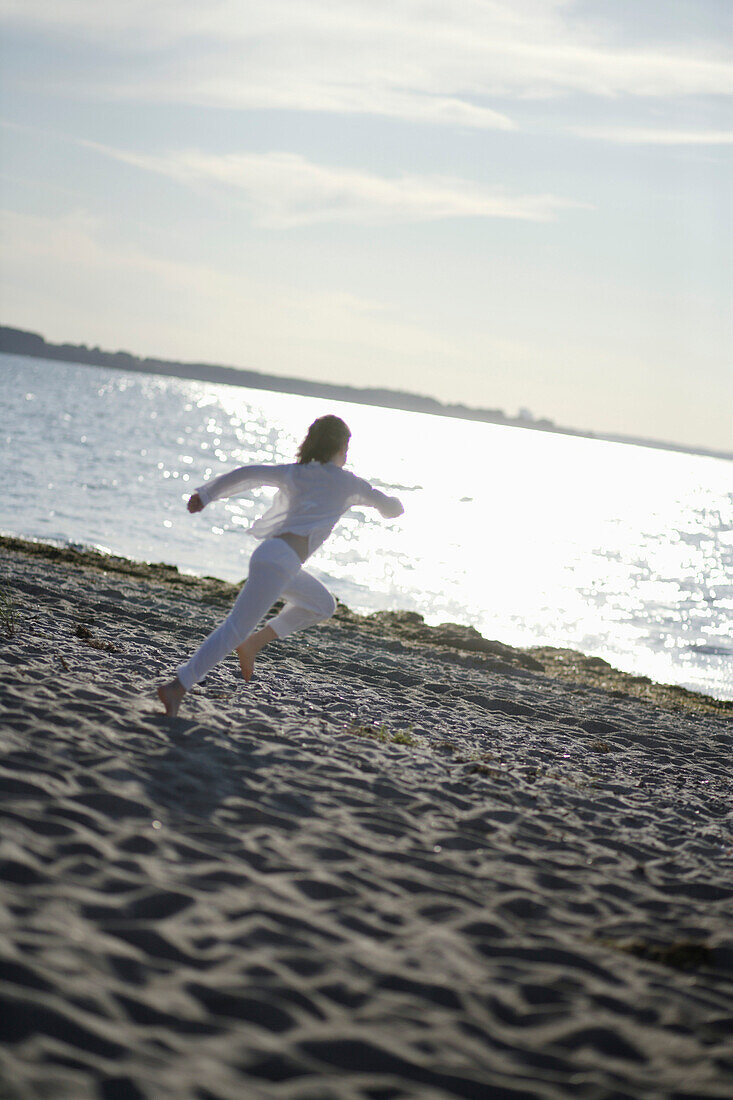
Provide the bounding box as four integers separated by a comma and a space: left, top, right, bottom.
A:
0, 0, 731, 452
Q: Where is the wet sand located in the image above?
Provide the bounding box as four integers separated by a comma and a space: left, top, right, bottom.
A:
1, 536, 732, 1099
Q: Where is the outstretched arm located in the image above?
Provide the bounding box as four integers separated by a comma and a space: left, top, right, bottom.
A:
351, 478, 404, 519
188, 464, 289, 510
374, 492, 404, 519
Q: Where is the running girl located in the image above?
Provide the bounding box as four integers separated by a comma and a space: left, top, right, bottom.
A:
158, 415, 404, 717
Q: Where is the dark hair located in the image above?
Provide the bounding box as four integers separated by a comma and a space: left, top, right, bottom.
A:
297, 415, 351, 464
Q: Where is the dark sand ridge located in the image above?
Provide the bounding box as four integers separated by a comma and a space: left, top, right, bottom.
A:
2, 535, 729, 718
1, 537, 732, 1099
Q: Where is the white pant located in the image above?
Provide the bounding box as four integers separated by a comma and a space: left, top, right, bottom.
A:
177, 538, 336, 690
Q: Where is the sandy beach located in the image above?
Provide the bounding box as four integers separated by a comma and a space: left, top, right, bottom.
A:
1, 535, 732, 1099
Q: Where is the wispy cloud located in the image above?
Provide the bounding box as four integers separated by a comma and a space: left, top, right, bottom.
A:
2, 1, 731, 130
81, 141, 590, 226
571, 126, 733, 145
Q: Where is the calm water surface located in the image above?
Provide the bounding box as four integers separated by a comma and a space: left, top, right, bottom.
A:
2, 354, 732, 699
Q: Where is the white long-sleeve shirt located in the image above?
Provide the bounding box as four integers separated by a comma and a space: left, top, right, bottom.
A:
196, 461, 403, 556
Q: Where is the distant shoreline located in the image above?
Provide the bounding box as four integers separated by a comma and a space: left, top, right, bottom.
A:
2, 323, 730, 462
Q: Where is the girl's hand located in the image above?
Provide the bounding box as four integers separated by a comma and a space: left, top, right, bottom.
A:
187, 493, 204, 513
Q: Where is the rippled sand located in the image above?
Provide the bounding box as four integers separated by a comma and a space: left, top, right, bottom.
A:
1, 538, 732, 1099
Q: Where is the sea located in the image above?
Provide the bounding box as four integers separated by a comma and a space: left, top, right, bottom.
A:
2, 353, 732, 700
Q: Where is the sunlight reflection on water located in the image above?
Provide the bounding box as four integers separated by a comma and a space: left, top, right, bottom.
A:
3, 354, 732, 699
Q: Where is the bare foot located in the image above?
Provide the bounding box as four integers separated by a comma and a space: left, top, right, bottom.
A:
157, 677, 185, 718
236, 624, 277, 682
236, 637, 257, 682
